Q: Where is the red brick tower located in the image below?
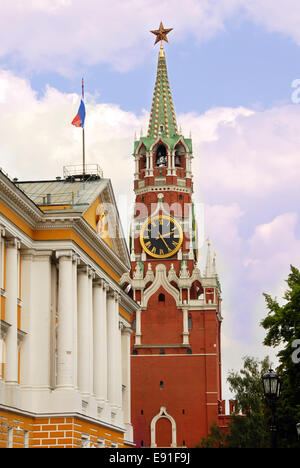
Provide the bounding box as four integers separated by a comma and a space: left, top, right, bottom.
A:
121, 25, 224, 448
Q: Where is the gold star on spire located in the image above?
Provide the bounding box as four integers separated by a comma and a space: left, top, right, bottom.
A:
150, 22, 173, 45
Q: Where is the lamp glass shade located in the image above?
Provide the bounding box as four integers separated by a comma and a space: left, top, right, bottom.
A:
262, 369, 281, 398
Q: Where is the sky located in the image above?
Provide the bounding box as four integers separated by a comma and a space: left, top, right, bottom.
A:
1, 0, 300, 405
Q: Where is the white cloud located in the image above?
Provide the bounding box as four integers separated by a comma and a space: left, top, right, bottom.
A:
185, 104, 300, 198
0, 69, 144, 196
246, 213, 300, 285
244, 0, 300, 46
0, 0, 236, 73
2, 1, 300, 73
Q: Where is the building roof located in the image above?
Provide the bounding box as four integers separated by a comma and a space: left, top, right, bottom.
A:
16, 178, 109, 213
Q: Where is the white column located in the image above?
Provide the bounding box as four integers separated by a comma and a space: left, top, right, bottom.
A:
107, 290, 122, 412
72, 254, 80, 390
93, 279, 108, 402
56, 251, 74, 389
5, 238, 20, 384
135, 309, 142, 345
182, 307, 189, 345
122, 326, 133, 441
20, 250, 52, 390
77, 265, 90, 395
31, 252, 52, 388
0, 225, 5, 292
20, 250, 34, 387
145, 152, 150, 176
149, 151, 153, 176
88, 268, 95, 395
134, 156, 139, 180
167, 150, 172, 176
50, 262, 57, 389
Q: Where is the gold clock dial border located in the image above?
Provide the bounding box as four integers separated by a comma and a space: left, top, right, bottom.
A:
140, 214, 183, 259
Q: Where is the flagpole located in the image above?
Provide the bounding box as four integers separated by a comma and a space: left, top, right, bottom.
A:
82, 78, 86, 176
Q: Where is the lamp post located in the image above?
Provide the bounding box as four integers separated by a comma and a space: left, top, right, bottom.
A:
262, 368, 281, 448
296, 423, 300, 440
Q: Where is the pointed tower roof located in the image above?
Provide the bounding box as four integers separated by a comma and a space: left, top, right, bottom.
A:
147, 30, 178, 139
133, 24, 193, 154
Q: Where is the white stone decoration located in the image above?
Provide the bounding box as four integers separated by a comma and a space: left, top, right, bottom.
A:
150, 406, 177, 448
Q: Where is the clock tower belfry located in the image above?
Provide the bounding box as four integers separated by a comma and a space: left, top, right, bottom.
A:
121, 24, 225, 448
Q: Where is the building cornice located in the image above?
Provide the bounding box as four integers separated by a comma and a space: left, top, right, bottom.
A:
134, 184, 192, 196
0, 174, 43, 227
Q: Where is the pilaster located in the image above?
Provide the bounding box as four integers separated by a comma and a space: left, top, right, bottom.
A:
55, 250, 74, 389
107, 289, 122, 417
121, 326, 133, 442
77, 265, 90, 395
93, 278, 109, 403
5, 238, 20, 386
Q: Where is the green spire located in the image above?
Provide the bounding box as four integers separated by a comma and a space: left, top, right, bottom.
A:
147, 44, 178, 139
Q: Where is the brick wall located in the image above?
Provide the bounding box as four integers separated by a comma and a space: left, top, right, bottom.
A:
0, 409, 126, 448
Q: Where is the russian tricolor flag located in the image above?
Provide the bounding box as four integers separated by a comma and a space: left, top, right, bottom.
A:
72, 99, 86, 128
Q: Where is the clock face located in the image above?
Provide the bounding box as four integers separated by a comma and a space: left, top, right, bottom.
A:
140, 215, 183, 258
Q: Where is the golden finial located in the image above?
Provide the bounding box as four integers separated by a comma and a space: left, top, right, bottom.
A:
150, 22, 173, 46
206, 237, 210, 247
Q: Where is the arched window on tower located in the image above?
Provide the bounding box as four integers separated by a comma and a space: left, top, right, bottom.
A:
174, 143, 185, 168
139, 146, 147, 170
155, 144, 167, 167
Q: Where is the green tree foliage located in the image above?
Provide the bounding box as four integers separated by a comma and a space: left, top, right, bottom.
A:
195, 421, 227, 448
261, 265, 300, 448
197, 357, 271, 448
226, 356, 271, 448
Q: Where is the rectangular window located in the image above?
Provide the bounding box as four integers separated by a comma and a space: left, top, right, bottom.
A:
24, 431, 29, 448
81, 434, 90, 448
97, 438, 105, 448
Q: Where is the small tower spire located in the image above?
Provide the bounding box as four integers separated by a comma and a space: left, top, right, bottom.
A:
148, 23, 178, 139
205, 238, 213, 277
212, 252, 217, 277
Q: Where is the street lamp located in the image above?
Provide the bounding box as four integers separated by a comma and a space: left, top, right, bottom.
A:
262, 368, 281, 448
296, 423, 300, 440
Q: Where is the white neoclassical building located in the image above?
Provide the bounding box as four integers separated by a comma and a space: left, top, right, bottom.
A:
0, 166, 139, 448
